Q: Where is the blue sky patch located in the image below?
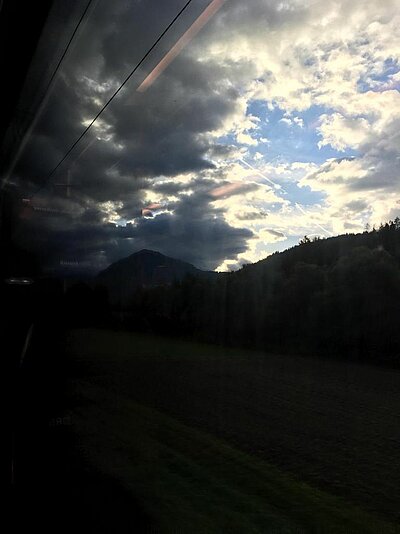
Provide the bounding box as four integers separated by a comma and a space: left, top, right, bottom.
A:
245, 101, 358, 164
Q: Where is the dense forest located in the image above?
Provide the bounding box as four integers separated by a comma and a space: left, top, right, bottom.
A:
113, 219, 400, 366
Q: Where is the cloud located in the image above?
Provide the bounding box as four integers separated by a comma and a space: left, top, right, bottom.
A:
317, 113, 371, 151
235, 209, 269, 221
236, 132, 258, 145
293, 116, 304, 127
260, 228, 285, 239
8, 0, 400, 272
279, 117, 292, 126
11, 1, 260, 271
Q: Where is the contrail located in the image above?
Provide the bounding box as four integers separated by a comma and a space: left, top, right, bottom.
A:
239, 158, 281, 190
240, 157, 333, 237
295, 202, 333, 236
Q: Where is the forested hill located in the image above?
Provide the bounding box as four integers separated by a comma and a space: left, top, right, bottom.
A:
242, 220, 400, 277
126, 219, 400, 365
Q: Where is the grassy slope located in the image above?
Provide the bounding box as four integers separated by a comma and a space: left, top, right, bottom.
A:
66, 329, 400, 533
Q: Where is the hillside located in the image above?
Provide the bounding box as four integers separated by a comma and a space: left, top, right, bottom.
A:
123, 220, 400, 365
240, 223, 400, 278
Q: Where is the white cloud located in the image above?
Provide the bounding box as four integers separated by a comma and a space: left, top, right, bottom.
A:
293, 116, 304, 127
236, 132, 259, 145
194, 0, 400, 259
317, 113, 371, 151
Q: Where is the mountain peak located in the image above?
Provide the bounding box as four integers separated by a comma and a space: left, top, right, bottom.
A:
130, 249, 186, 262
97, 249, 217, 305
134, 249, 163, 256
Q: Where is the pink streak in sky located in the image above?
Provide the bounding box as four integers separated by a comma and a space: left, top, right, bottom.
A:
210, 182, 248, 198
141, 202, 164, 217
145, 202, 163, 210
137, 0, 226, 93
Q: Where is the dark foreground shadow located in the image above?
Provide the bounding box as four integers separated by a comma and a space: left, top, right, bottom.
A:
10, 318, 153, 533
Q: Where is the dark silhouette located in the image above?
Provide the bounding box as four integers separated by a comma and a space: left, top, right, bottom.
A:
103, 219, 400, 365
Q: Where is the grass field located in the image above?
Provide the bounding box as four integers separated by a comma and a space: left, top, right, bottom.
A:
64, 328, 400, 533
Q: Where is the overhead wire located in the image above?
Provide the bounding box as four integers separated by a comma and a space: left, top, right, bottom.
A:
1, 0, 95, 191
30, 0, 194, 199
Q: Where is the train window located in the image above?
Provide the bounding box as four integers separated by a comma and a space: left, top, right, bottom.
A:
3, 1, 400, 532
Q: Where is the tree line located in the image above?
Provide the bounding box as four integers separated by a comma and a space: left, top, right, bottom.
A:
121, 219, 400, 365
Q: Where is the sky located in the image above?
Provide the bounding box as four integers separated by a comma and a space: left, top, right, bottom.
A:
9, 0, 400, 273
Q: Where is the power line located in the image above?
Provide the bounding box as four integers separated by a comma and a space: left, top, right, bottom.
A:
31, 0, 194, 199
2, 0, 95, 190
43, 0, 95, 104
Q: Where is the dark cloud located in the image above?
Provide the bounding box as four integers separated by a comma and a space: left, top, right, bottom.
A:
262, 228, 285, 239
345, 199, 368, 212
16, 206, 253, 273
11, 0, 256, 273
14, 171, 254, 273
116, 214, 253, 271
